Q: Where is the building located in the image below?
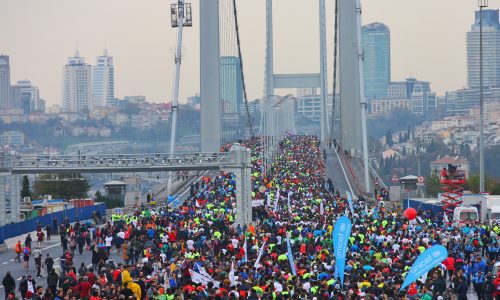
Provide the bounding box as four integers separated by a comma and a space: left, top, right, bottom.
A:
370, 99, 411, 115
296, 94, 321, 121
61, 50, 92, 112
0, 131, 25, 146
220, 56, 243, 145
92, 49, 115, 107
446, 86, 500, 112
13, 80, 43, 114
466, 9, 500, 88
381, 78, 436, 115
0, 55, 11, 109
362, 22, 391, 101
187, 93, 201, 110
430, 156, 470, 179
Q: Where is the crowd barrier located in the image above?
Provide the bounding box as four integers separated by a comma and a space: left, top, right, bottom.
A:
0, 203, 106, 244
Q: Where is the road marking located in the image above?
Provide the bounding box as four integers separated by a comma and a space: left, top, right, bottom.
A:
9, 259, 14, 261
54, 258, 60, 261
16, 277, 22, 281
2, 262, 7, 265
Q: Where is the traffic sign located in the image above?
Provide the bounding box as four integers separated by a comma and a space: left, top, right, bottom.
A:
417, 176, 425, 183
391, 175, 399, 182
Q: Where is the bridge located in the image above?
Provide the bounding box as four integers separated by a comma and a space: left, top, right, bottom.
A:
0, 0, 383, 226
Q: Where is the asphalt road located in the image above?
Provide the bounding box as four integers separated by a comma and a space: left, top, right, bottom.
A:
325, 147, 353, 197
0, 236, 124, 293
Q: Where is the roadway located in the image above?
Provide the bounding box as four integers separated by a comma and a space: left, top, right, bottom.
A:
0, 237, 124, 292
325, 147, 353, 197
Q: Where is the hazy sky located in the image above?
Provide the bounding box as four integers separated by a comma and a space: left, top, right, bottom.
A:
1, 0, 499, 106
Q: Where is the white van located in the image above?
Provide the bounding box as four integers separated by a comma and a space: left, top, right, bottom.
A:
453, 206, 479, 226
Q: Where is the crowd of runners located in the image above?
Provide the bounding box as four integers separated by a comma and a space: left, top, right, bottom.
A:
3, 135, 500, 300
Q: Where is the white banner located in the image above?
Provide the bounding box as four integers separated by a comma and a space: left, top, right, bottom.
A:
320, 201, 324, 215
189, 269, 220, 288
266, 192, 271, 207
229, 262, 236, 287
273, 189, 280, 213
252, 199, 265, 207
254, 241, 267, 269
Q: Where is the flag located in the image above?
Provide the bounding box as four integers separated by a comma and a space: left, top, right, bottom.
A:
189, 269, 220, 288
266, 192, 271, 207
229, 262, 236, 287
333, 216, 352, 286
320, 201, 324, 215
254, 241, 267, 269
287, 191, 293, 213
373, 207, 379, 219
346, 191, 354, 215
273, 189, 280, 213
243, 238, 248, 263
400, 245, 448, 290
286, 235, 297, 275
443, 213, 449, 223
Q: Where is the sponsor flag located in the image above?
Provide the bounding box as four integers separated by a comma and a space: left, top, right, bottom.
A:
400, 245, 448, 290
286, 235, 297, 275
346, 191, 354, 215
254, 241, 267, 269
332, 216, 352, 286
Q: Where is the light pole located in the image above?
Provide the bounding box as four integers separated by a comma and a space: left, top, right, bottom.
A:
167, 0, 192, 196
478, 0, 487, 193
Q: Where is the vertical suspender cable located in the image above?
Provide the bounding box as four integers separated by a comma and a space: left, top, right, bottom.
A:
331, 0, 339, 142
232, 0, 255, 137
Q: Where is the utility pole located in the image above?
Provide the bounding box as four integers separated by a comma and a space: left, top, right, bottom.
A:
167, 0, 192, 196
478, 0, 487, 193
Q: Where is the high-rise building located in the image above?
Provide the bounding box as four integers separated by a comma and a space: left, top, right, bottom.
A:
62, 50, 92, 112
92, 49, 115, 107
220, 56, 242, 114
0, 55, 11, 109
220, 56, 243, 144
466, 9, 500, 88
362, 22, 391, 101
14, 80, 42, 114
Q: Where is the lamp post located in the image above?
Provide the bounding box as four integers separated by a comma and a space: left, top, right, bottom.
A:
478, 0, 487, 193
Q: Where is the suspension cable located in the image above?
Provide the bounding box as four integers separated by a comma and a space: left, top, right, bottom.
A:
232, 0, 255, 137
331, 0, 339, 142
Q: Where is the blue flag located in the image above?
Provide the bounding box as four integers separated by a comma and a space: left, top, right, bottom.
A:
400, 245, 448, 290
373, 207, 379, 219
346, 191, 354, 215
333, 216, 352, 286
286, 236, 297, 275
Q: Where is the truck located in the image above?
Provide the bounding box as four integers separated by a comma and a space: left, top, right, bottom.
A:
485, 195, 500, 225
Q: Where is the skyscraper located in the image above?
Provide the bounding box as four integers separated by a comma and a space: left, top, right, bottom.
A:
0, 55, 11, 109
220, 56, 243, 144
92, 49, 115, 107
62, 50, 92, 112
467, 9, 500, 88
14, 80, 42, 114
361, 22, 391, 101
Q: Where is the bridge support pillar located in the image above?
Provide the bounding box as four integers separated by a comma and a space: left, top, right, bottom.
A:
223, 144, 252, 226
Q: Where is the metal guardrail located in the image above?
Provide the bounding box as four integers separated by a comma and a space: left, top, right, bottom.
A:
1, 152, 230, 174
368, 161, 388, 190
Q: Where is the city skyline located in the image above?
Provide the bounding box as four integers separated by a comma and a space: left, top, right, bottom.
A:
1, 0, 500, 107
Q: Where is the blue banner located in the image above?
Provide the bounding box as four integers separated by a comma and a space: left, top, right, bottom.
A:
286, 235, 297, 276
400, 245, 448, 290
346, 191, 354, 215
333, 216, 352, 286
373, 207, 379, 219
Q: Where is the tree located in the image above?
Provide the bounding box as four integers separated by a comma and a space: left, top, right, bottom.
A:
33, 173, 90, 200
20, 175, 32, 198
425, 176, 442, 197
385, 129, 393, 147
95, 190, 122, 209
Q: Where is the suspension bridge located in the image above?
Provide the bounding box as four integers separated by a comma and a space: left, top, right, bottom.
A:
0, 0, 385, 226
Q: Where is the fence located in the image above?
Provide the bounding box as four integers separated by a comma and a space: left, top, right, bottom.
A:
0, 203, 106, 244
403, 199, 443, 216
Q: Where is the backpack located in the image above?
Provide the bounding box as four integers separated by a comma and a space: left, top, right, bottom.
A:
23, 248, 29, 255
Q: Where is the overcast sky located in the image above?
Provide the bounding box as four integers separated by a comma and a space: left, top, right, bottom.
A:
1, 0, 499, 106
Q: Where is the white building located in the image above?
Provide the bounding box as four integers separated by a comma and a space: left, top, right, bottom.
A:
62, 51, 92, 112
466, 9, 500, 88
92, 49, 115, 107
0, 131, 25, 146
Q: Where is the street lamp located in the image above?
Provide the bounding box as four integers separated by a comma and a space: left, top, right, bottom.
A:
478, 0, 487, 193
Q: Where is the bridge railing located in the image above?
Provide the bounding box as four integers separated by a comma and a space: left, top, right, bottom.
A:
3, 152, 230, 171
